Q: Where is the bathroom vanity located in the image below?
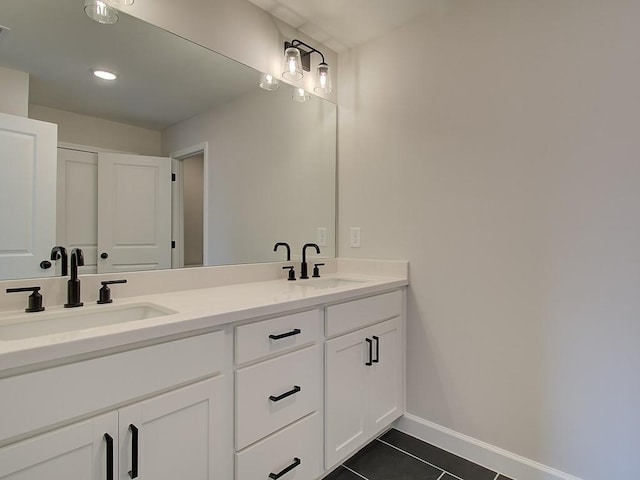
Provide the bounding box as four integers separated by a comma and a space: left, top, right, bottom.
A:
0, 260, 407, 480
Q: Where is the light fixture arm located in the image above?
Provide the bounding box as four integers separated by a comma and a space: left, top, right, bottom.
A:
285, 39, 326, 71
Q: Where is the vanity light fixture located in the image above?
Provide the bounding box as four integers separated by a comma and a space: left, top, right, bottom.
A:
282, 39, 333, 94
84, 0, 119, 24
259, 73, 280, 91
92, 69, 118, 81
292, 87, 310, 103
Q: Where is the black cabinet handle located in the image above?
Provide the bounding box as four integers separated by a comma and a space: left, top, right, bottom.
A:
104, 434, 114, 480
269, 457, 301, 479
269, 328, 301, 340
128, 424, 139, 479
40, 260, 52, 269
269, 385, 301, 402
372, 335, 380, 363
365, 337, 373, 366
101, 252, 109, 259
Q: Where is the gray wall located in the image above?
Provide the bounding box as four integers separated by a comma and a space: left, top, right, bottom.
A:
338, 1, 640, 478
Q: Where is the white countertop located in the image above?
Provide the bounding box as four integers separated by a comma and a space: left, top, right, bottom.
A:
0, 272, 407, 374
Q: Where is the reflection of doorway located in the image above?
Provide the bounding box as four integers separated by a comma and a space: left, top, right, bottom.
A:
171, 143, 208, 269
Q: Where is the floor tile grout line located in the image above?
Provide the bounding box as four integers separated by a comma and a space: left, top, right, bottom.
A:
492, 474, 500, 480
436, 472, 447, 480
376, 438, 451, 479
343, 465, 370, 480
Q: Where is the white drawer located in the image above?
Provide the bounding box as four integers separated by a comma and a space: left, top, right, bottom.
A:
0, 331, 224, 444
235, 309, 321, 365
235, 345, 320, 449
326, 290, 403, 337
236, 412, 322, 480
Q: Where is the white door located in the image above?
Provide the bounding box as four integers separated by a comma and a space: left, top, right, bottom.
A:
324, 329, 369, 469
57, 147, 98, 274
118, 377, 224, 480
369, 317, 404, 432
0, 412, 117, 480
97, 153, 171, 273
0, 113, 57, 280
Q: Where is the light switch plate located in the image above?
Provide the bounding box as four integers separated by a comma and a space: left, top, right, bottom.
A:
317, 227, 327, 247
350, 227, 361, 248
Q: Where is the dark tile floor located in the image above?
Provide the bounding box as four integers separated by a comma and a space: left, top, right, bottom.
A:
323, 429, 515, 480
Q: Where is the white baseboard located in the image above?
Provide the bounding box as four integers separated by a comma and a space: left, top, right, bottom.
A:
393, 414, 583, 480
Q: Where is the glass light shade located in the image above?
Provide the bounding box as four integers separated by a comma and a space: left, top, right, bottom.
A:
282, 46, 303, 80
92, 69, 118, 80
105, 0, 135, 6
314, 63, 332, 94
292, 87, 310, 103
84, 0, 119, 24
259, 73, 280, 91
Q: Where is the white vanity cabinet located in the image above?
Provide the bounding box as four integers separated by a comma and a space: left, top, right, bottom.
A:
0, 331, 230, 480
234, 310, 324, 480
324, 291, 404, 469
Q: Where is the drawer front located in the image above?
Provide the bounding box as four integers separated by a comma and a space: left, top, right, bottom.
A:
235, 309, 321, 365
326, 290, 403, 337
235, 345, 321, 450
0, 330, 225, 444
236, 412, 321, 480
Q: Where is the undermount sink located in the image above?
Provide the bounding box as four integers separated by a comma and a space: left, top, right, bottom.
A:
0, 303, 176, 341
294, 277, 369, 289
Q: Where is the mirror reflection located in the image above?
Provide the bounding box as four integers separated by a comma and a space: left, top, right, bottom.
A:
0, 0, 336, 280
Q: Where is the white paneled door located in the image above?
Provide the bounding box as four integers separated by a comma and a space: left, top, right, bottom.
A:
0, 113, 57, 280
97, 153, 171, 273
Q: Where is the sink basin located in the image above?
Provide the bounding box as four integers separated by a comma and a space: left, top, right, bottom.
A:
294, 277, 369, 290
0, 303, 176, 341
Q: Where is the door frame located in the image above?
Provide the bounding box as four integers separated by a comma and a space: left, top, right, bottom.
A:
169, 142, 209, 268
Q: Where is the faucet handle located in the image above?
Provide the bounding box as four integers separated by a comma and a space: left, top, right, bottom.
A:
282, 266, 296, 281
6, 286, 45, 313
312, 263, 325, 278
97, 279, 128, 304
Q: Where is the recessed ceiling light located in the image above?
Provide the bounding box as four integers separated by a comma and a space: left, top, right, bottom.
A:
92, 69, 118, 81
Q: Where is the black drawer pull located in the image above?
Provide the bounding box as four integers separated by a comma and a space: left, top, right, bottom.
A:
372, 335, 380, 363
365, 337, 373, 366
269, 385, 301, 402
128, 424, 139, 478
269, 457, 301, 479
269, 328, 301, 340
104, 434, 114, 480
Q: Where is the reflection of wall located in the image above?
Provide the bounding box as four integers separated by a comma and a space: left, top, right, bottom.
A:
29, 105, 161, 155
162, 87, 336, 266
339, 2, 640, 479
183, 153, 204, 267
0, 66, 28, 117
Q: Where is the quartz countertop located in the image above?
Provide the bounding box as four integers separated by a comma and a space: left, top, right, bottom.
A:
0, 269, 407, 373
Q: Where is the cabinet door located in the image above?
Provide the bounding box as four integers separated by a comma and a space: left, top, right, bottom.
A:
324, 329, 369, 469
118, 377, 225, 480
369, 317, 403, 433
0, 412, 117, 480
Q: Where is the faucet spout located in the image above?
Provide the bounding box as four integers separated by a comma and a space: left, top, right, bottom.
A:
274, 242, 291, 261
300, 243, 320, 279
65, 248, 85, 308
50, 246, 68, 276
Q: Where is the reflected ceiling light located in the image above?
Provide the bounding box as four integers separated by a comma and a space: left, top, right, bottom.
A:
259, 73, 280, 91
84, 0, 119, 24
282, 39, 333, 94
292, 87, 310, 103
92, 69, 118, 80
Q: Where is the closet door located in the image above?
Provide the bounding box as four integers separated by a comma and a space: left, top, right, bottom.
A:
0, 412, 117, 480
0, 113, 57, 280
97, 152, 171, 273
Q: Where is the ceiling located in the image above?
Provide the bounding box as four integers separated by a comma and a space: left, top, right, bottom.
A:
247, 0, 439, 52
0, 0, 257, 130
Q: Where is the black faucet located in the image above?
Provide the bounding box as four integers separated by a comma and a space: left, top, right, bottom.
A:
300, 243, 320, 279
64, 248, 84, 308
273, 242, 291, 261
50, 246, 68, 276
